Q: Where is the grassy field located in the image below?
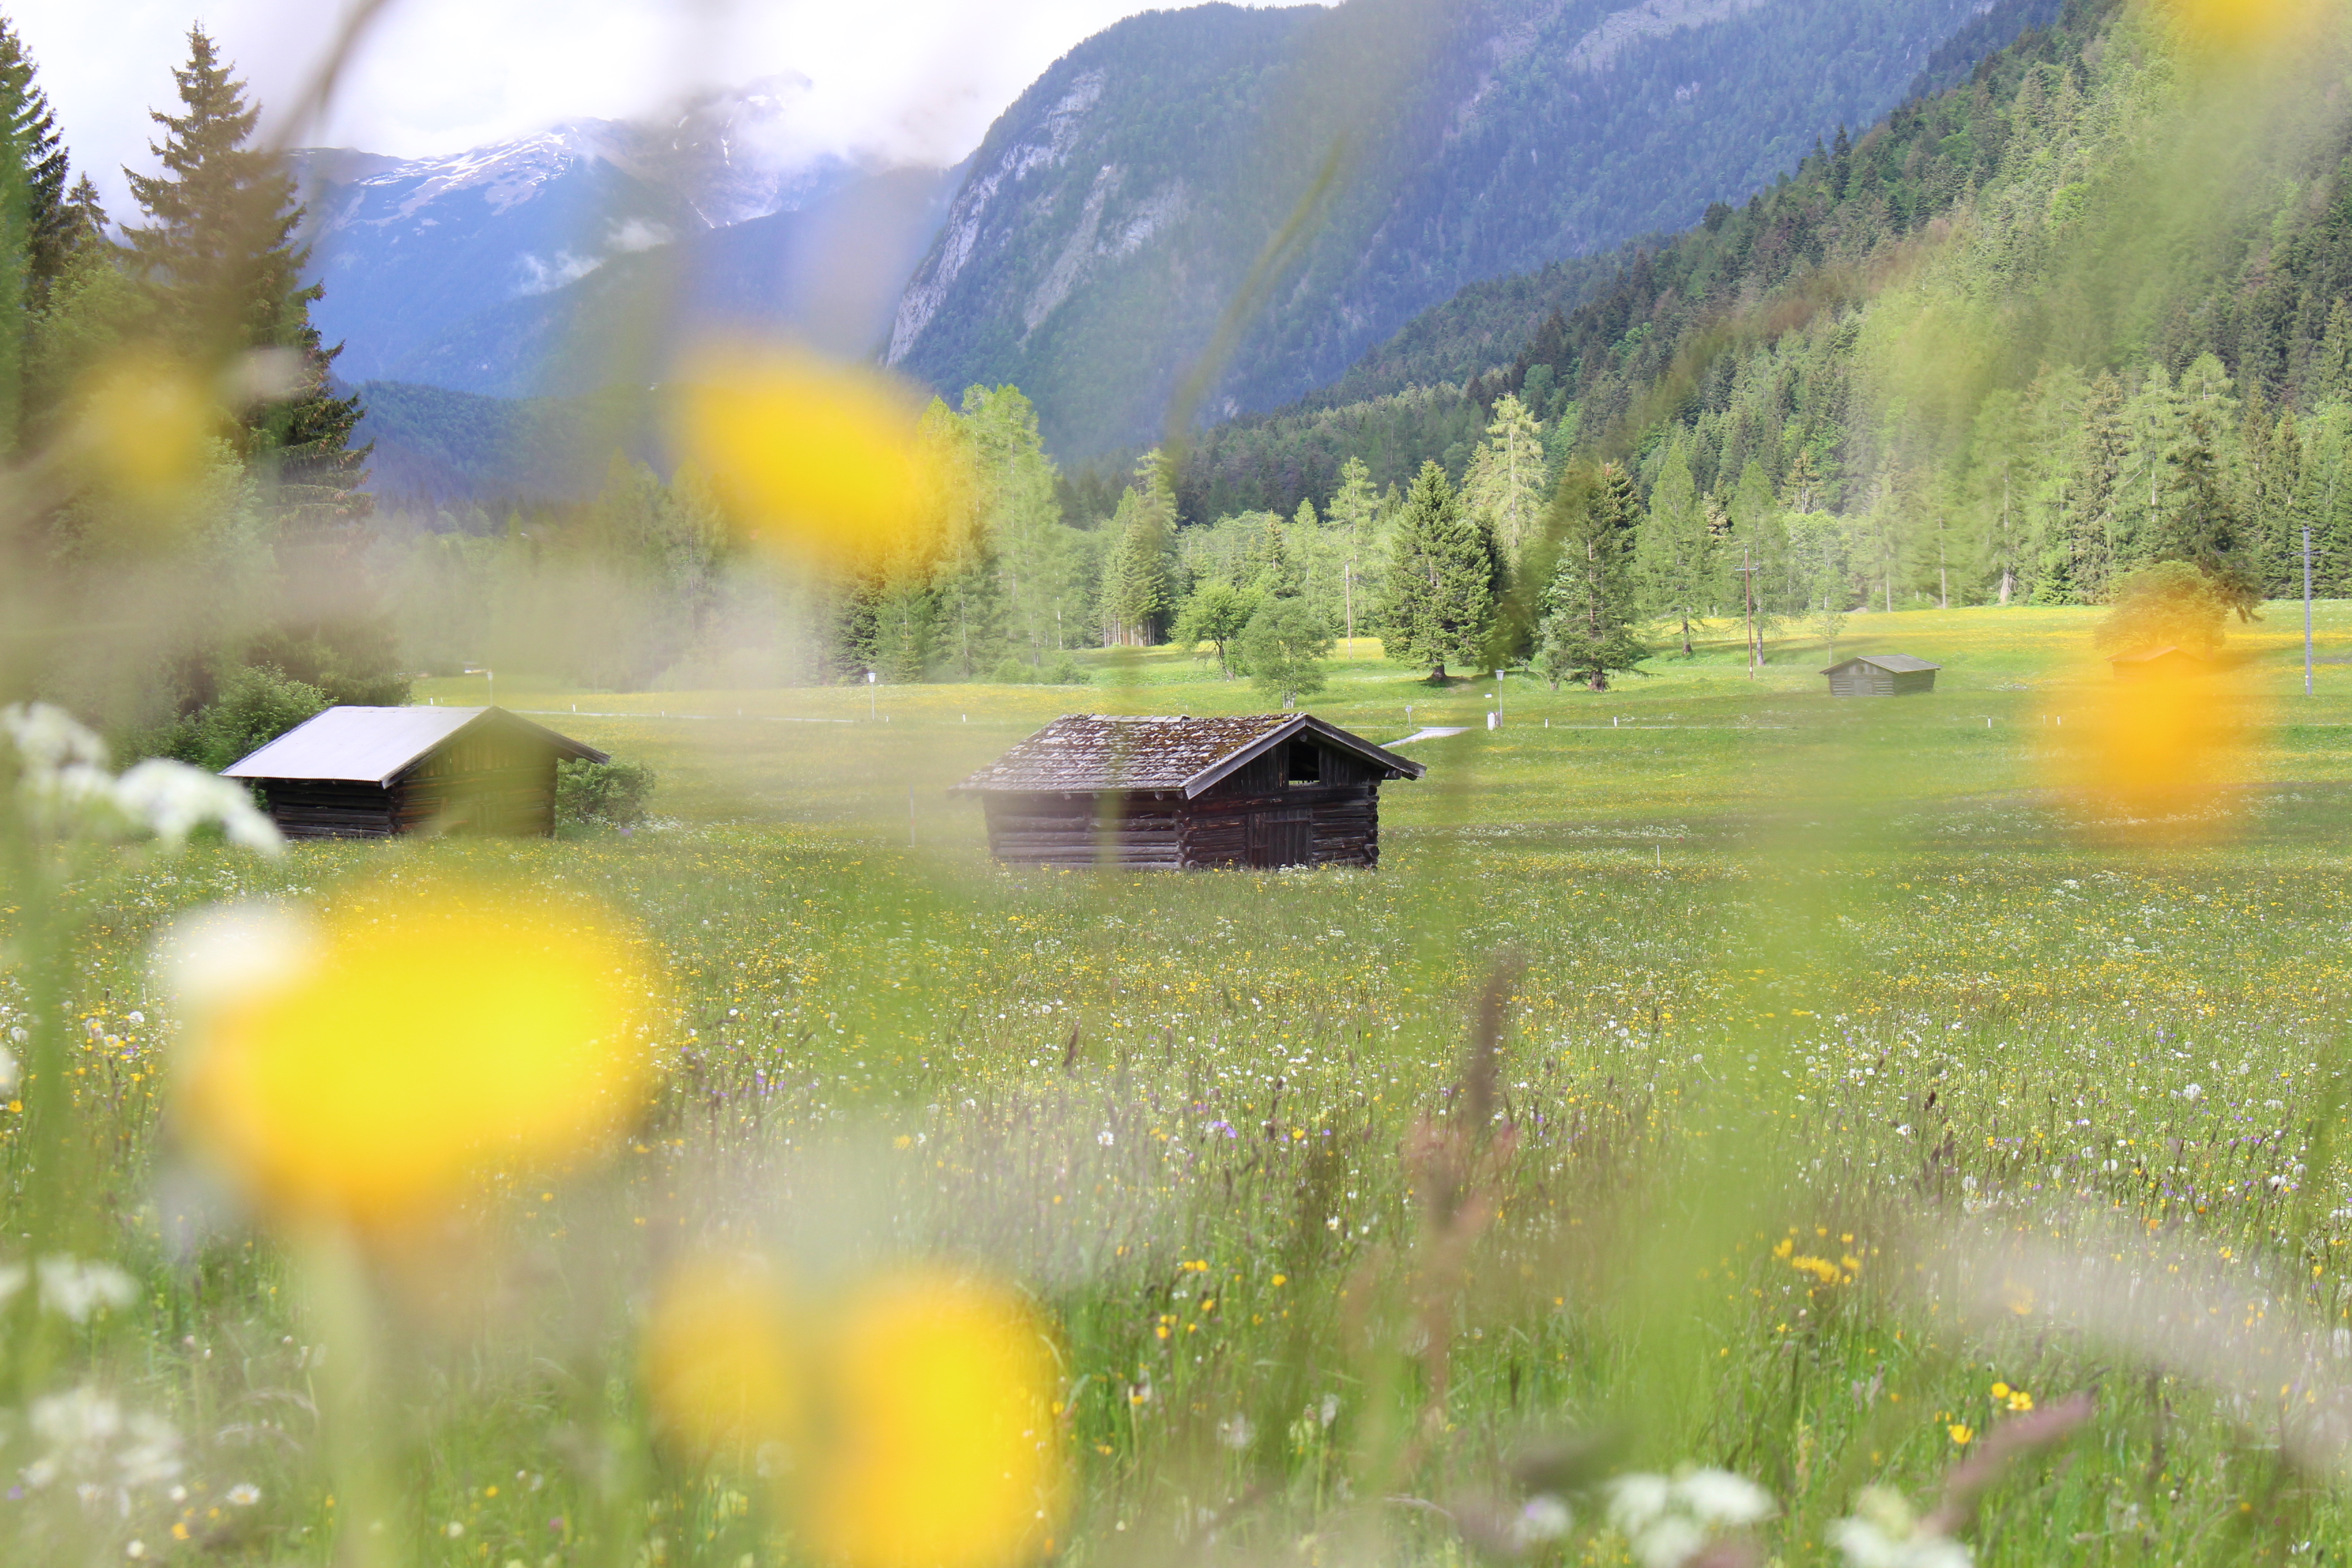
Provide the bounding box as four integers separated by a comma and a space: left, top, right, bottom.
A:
16, 600, 2352, 1567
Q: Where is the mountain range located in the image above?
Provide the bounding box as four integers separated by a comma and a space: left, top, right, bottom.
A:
297, 82, 951, 395
329, 0, 2066, 497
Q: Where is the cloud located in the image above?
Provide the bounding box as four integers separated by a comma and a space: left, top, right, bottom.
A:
14, 0, 1330, 215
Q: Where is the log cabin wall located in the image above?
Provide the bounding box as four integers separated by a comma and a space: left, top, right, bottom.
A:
1183, 740, 1382, 869
260, 780, 399, 838
960, 718, 1419, 872
393, 729, 562, 835
980, 792, 1184, 868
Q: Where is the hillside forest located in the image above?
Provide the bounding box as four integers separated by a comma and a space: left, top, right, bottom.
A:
378, 0, 2352, 701
16, 0, 2352, 725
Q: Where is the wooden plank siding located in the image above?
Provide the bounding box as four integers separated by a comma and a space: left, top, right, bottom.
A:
979, 740, 1386, 870
396, 728, 562, 835
960, 715, 1420, 872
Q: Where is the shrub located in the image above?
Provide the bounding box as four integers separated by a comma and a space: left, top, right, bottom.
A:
556, 759, 657, 830
150, 664, 331, 772
991, 657, 1036, 685
2095, 561, 2230, 657
1039, 653, 1091, 686
1238, 598, 1333, 705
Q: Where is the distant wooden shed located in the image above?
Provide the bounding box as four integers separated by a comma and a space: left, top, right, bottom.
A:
2110, 646, 2208, 681
222, 705, 607, 840
952, 714, 1424, 870
1821, 654, 1942, 696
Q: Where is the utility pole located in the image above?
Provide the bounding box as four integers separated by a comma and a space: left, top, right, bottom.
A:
2306, 524, 2315, 697
1733, 549, 1760, 677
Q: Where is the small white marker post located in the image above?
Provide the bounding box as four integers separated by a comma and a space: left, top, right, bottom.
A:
2305, 523, 2315, 697
867, 668, 878, 721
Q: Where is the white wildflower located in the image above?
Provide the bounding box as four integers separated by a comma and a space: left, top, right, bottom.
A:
2, 702, 281, 854
226, 1483, 261, 1506
114, 1414, 182, 1488
1215, 1414, 1254, 1450
1633, 1515, 1707, 1568
1829, 1486, 1972, 1568
1509, 1494, 1573, 1548
1097, 1128, 1115, 1147
38, 1256, 138, 1322
31, 1385, 124, 1454
1673, 1467, 1775, 1528
110, 759, 282, 853
158, 904, 317, 1020
1606, 1471, 1672, 1536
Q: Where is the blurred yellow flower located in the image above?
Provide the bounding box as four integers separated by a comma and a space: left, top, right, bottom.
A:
805, 1271, 1068, 1568
73, 351, 219, 510
2049, 657, 2264, 836
643, 1256, 801, 1462
2158, 0, 2317, 54
672, 345, 956, 570
176, 889, 659, 1226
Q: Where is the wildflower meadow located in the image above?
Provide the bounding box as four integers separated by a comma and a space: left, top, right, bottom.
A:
7, 607, 2352, 1565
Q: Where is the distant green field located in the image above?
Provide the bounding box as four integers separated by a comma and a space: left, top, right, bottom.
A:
33, 600, 2352, 1567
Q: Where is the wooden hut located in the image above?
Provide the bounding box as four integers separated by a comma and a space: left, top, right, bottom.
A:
2110, 646, 2208, 681
222, 705, 607, 840
952, 714, 1425, 870
1821, 653, 1941, 696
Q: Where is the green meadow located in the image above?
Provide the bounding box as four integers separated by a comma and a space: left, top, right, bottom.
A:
30, 601, 2352, 1567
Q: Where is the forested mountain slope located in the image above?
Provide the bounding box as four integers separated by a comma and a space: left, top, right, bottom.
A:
1175, 0, 2352, 623
887, 0, 2058, 458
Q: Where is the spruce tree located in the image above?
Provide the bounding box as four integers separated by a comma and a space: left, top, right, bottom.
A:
1097, 457, 1176, 645
2155, 404, 2261, 617
124, 28, 368, 519
1379, 460, 1496, 683
0, 22, 72, 296
1536, 462, 1647, 691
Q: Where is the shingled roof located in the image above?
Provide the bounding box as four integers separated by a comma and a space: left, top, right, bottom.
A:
222, 706, 607, 787
953, 714, 1425, 798
1820, 653, 1942, 674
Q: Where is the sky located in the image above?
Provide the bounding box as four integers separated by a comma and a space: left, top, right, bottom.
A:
14, 0, 1286, 211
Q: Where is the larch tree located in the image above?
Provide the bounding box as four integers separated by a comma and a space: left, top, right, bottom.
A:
1535, 461, 1647, 690
1379, 459, 1497, 683
1326, 455, 1378, 641
1461, 392, 1548, 570
1634, 436, 1709, 655
123, 27, 368, 520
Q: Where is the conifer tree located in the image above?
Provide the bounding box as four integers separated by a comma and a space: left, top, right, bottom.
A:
1244, 513, 1301, 598
1727, 459, 1791, 617
1097, 452, 1177, 644
2155, 403, 2261, 617
1379, 460, 1496, 683
1635, 436, 1709, 654
123, 28, 368, 518
0, 22, 73, 297
1461, 392, 1548, 570
1326, 455, 1378, 641
1536, 462, 1647, 690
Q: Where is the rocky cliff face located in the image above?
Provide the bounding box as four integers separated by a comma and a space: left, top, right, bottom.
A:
885, 0, 2025, 458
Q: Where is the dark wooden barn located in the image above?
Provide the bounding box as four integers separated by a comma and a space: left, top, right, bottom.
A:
222, 706, 608, 840
2110, 646, 2207, 681
1821, 654, 1942, 696
952, 714, 1425, 870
